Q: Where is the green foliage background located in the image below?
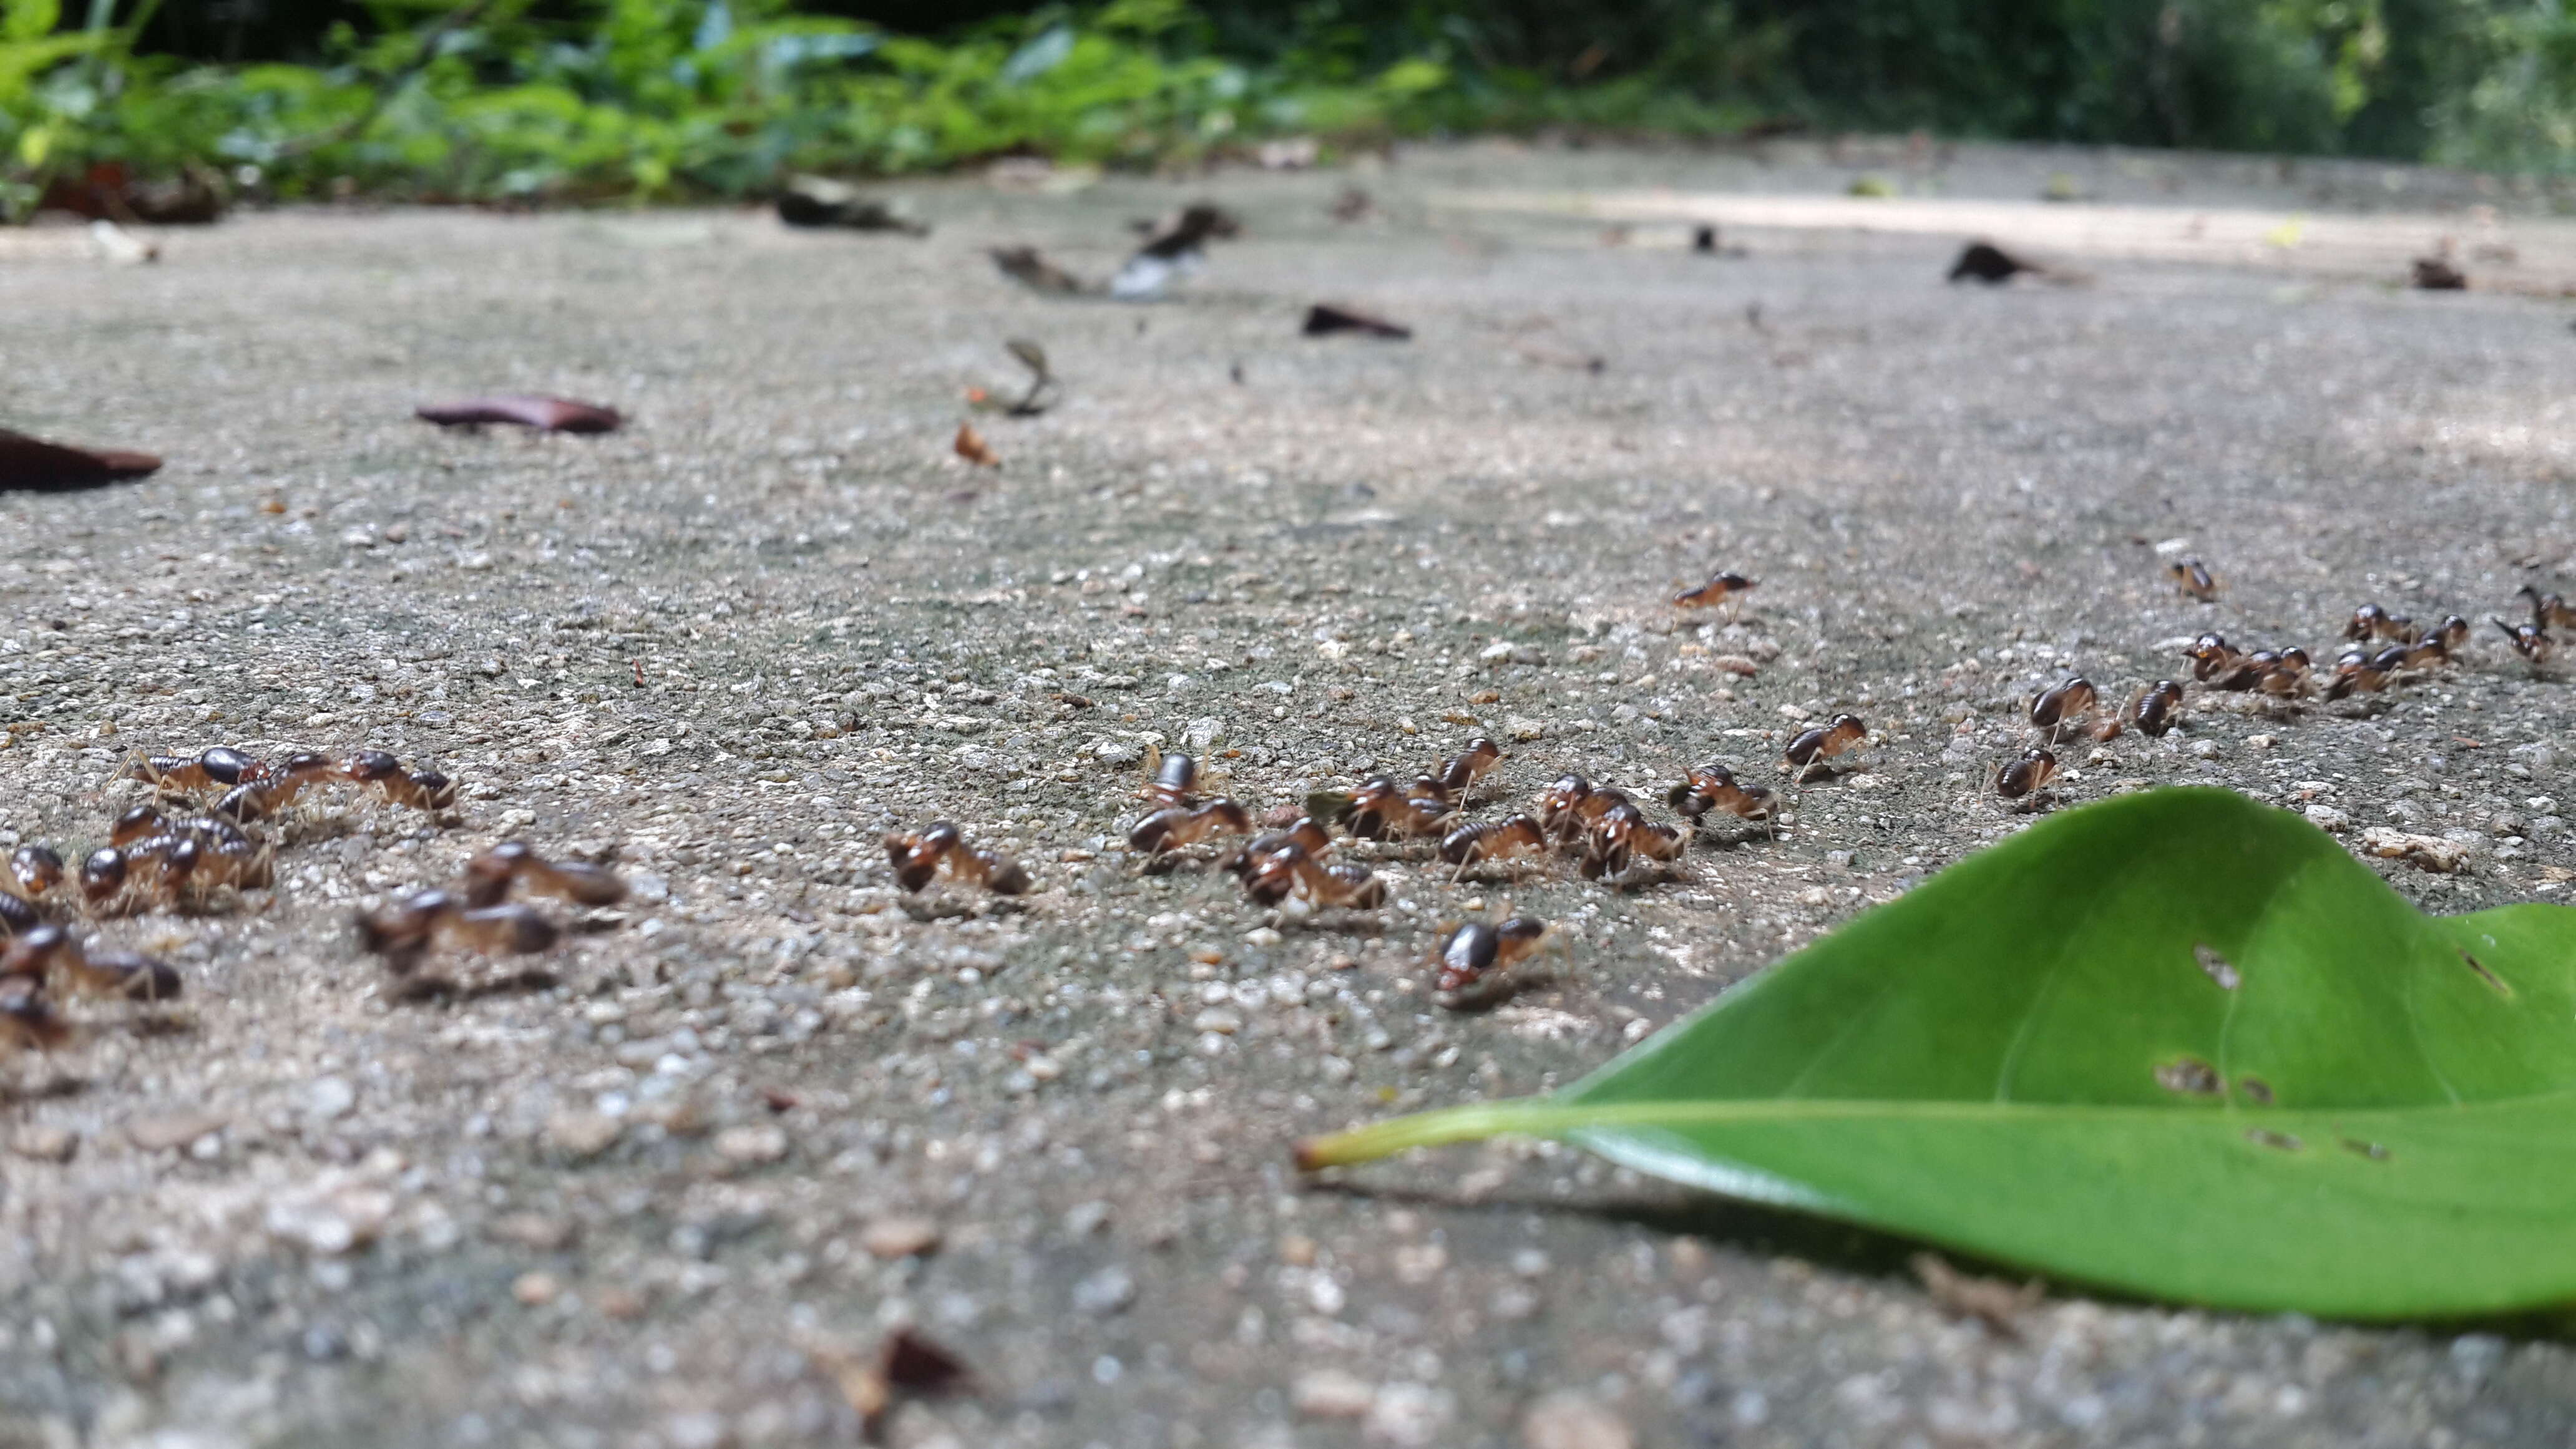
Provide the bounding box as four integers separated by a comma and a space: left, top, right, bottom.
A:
6, 0, 2576, 213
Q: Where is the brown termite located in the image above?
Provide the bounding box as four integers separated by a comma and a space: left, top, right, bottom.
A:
1345, 776, 1451, 840
1579, 801, 1686, 882
2168, 556, 2220, 602
882, 821, 1028, 895
1143, 751, 1200, 807
1432, 916, 1551, 1005
2520, 585, 2576, 631
1536, 774, 1601, 842
1666, 763, 1777, 825
1128, 798, 1253, 856
2183, 632, 2240, 682
1426, 738, 1505, 801
2028, 677, 2099, 736
213, 751, 337, 822
2397, 635, 2453, 671
2325, 650, 2391, 701
9, 844, 63, 900
0, 925, 180, 1000
2430, 615, 2471, 651
0, 977, 68, 1052
463, 842, 629, 908
2122, 680, 2184, 737
2343, 604, 2420, 644
2494, 617, 2555, 665
1673, 572, 1757, 611
0, 890, 40, 937
79, 849, 127, 910
2253, 648, 2311, 698
1783, 714, 1867, 774
1221, 818, 1332, 880
1996, 748, 2059, 801
110, 806, 254, 855
1438, 815, 1548, 875
1241, 844, 1384, 911
121, 745, 265, 798
357, 889, 560, 976
341, 751, 458, 812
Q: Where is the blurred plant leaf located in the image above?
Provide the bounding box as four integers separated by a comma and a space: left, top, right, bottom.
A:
1299, 788, 2576, 1318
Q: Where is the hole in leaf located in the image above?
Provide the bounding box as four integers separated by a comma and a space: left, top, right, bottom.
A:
2457, 949, 2511, 997
2339, 1138, 2391, 1161
2237, 1076, 2274, 1106
2245, 1129, 2304, 1152
2192, 944, 2240, 990
2155, 1058, 2222, 1096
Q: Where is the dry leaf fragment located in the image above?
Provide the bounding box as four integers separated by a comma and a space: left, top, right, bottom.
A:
953, 424, 1000, 467
415, 396, 622, 434
813, 1327, 974, 1442
0, 428, 162, 490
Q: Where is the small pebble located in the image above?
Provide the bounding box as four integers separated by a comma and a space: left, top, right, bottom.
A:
859, 1216, 942, 1259
1523, 1392, 1634, 1449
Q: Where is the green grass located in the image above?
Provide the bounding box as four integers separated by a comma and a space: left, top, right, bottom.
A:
8, 0, 2576, 216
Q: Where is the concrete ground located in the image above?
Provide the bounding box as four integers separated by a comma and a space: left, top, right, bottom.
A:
2, 136, 2574, 1448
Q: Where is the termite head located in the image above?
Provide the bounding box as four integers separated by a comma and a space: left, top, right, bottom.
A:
2344, 604, 2388, 641
10, 843, 63, 897
79, 849, 126, 905
2183, 633, 2236, 680
2432, 615, 2471, 650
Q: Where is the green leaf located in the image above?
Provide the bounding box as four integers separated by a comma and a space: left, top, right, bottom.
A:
1297, 788, 2576, 1318
3, 0, 59, 45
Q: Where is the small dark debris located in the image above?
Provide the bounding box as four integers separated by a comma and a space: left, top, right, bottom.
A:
2458, 949, 2510, 995
415, 397, 621, 434
1133, 202, 1241, 260
2155, 1058, 2222, 1096
1303, 304, 1411, 340
2411, 256, 2468, 291
1330, 187, 1374, 223
2245, 1129, 2305, 1152
1948, 240, 2041, 285
2237, 1075, 2274, 1106
2340, 1138, 2392, 1161
2192, 943, 2241, 990
1693, 224, 1717, 253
